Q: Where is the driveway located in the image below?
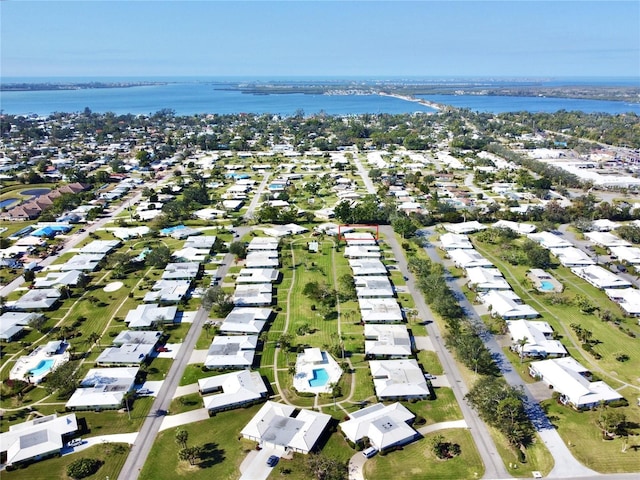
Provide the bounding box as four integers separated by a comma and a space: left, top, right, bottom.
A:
239, 447, 281, 480
348, 451, 367, 480
188, 349, 208, 364
65, 432, 138, 455
158, 408, 209, 432
413, 336, 434, 351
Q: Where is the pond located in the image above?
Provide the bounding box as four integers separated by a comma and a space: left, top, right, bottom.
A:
20, 188, 51, 197
0, 198, 18, 208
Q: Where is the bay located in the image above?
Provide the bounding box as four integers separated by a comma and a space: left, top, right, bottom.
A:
1, 80, 638, 116
0, 82, 436, 116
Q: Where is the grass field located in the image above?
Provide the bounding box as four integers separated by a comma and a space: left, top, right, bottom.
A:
2, 442, 131, 480
363, 429, 484, 480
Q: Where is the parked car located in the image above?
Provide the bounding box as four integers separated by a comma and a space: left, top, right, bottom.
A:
266, 455, 279, 467
616, 264, 627, 273
137, 388, 152, 396
67, 438, 83, 447
424, 373, 437, 380
362, 446, 378, 458
156, 346, 169, 352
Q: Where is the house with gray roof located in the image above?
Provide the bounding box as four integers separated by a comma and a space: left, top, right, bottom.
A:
65, 367, 137, 411
143, 279, 191, 304
364, 324, 412, 358
220, 307, 272, 335
60, 253, 105, 271
0, 413, 78, 466
33, 270, 84, 289
124, 304, 178, 329
204, 335, 258, 369
199, 370, 268, 413
78, 240, 121, 254
0, 312, 42, 341
12, 288, 61, 311
162, 262, 200, 280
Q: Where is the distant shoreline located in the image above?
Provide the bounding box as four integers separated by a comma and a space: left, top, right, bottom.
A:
0, 81, 167, 92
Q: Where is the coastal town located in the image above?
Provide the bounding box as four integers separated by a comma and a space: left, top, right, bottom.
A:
0, 107, 639, 480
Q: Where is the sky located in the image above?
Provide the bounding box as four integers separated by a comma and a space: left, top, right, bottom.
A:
1, 0, 639, 79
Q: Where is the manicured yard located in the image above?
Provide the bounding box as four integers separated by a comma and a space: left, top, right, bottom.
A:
2, 442, 131, 480
139, 405, 261, 480
363, 429, 484, 480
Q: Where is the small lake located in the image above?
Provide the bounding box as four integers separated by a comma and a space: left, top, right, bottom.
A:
21, 188, 51, 197
0, 198, 18, 208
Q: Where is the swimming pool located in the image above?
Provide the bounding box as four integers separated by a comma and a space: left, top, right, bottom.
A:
540, 281, 554, 291
30, 359, 54, 377
308, 368, 330, 387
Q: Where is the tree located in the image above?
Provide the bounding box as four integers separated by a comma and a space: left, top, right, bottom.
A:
597, 409, 626, 438
229, 241, 248, 260
145, 245, 172, 269
45, 360, 80, 397
28, 314, 47, 332
305, 453, 348, 480
201, 286, 234, 315
337, 274, 356, 302
278, 333, 293, 351
86, 332, 101, 347
392, 213, 417, 239
178, 445, 203, 466
66, 458, 102, 479
516, 337, 528, 363
175, 428, 189, 449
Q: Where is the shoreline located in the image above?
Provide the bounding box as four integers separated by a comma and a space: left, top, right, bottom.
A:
377, 91, 443, 111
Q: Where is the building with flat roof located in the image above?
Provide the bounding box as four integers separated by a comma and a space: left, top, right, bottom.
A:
219, 307, 272, 334
369, 359, 430, 400
124, 304, 177, 329
240, 401, 331, 454
0, 413, 78, 466
571, 265, 631, 290
199, 370, 268, 413
506, 320, 567, 358
340, 402, 418, 451
364, 324, 412, 358
65, 367, 137, 411
204, 335, 258, 369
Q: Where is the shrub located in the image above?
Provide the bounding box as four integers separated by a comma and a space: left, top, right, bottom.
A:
66, 458, 102, 479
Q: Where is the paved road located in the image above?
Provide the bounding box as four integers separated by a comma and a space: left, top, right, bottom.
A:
422, 228, 602, 478
117, 248, 237, 480
380, 225, 510, 479
243, 172, 271, 220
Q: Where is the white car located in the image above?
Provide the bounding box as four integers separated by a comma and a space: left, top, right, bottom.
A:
68, 438, 83, 447
137, 388, 152, 396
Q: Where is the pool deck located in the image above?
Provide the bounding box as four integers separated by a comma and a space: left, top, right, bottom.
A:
9, 346, 69, 384
293, 348, 342, 394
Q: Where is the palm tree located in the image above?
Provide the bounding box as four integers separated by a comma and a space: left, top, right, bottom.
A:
517, 337, 528, 363
86, 332, 101, 347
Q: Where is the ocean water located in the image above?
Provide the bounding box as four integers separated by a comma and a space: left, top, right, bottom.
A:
1, 78, 638, 116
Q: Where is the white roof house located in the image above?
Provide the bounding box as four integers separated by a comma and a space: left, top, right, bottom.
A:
60, 253, 105, 271
172, 247, 209, 262
0, 413, 78, 466
439, 233, 473, 250
240, 401, 331, 454
343, 232, 377, 244
199, 370, 268, 413
506, 320, 567, 358
609, 246, 640, 265
184, 235, 217, 250
162, 262, 200, 280
0, 312, 38, 341
529, 358, 623, 409
527, 231, 572, 249
349, 259, 388, 276
66, 367, 137, 411
204, 335, 258, 369
112, 330, 162, 346
364, 324, 412, 358
78, 240, 121, 254
479, 290, 540, 319
605, 288, 640, 317
96, 342, 155, 366
589, 219, 621, 232
550, 247, 596, 267
369, 359, 430, 400
143, 279, 191, 304
466, 267, 511, 291
344, 245, 381, 259
340, 402, 418, 451
492, 220, 537, 235
448, 249, 493, 269
33, 270, 84, 289
236, 268, 280, 284
233, 283, 273, 306
355, 276, 395, 298
583, 231, 630, 248
358, 298, 404, 323
248, 237, 280, 251
124, 304, 177, 329
443, 221, 487, 234
245, 251, 279, 269
12, 288, 61, 310
570, 265, 631, 290
220, 307, 272, 334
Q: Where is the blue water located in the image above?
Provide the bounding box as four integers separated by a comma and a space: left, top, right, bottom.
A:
0, 198, 17, 208
540, 281, 555, 291
21, 188, 51, 196
308, 368, 330, 387
417, 94, 640, 114
30, 359, 54, 377
0, 82, 437, 116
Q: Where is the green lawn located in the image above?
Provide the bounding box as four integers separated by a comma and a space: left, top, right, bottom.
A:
541, 399, 640, 473
406, 387, 463, 425
2, 442, 131, 480
363, 429, 484, 480
139, 404, 261, 480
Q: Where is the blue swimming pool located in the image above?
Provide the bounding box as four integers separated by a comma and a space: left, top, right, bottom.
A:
308, 368, 330, 387
30, 359, 54, 377
540, 281, 554, 291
